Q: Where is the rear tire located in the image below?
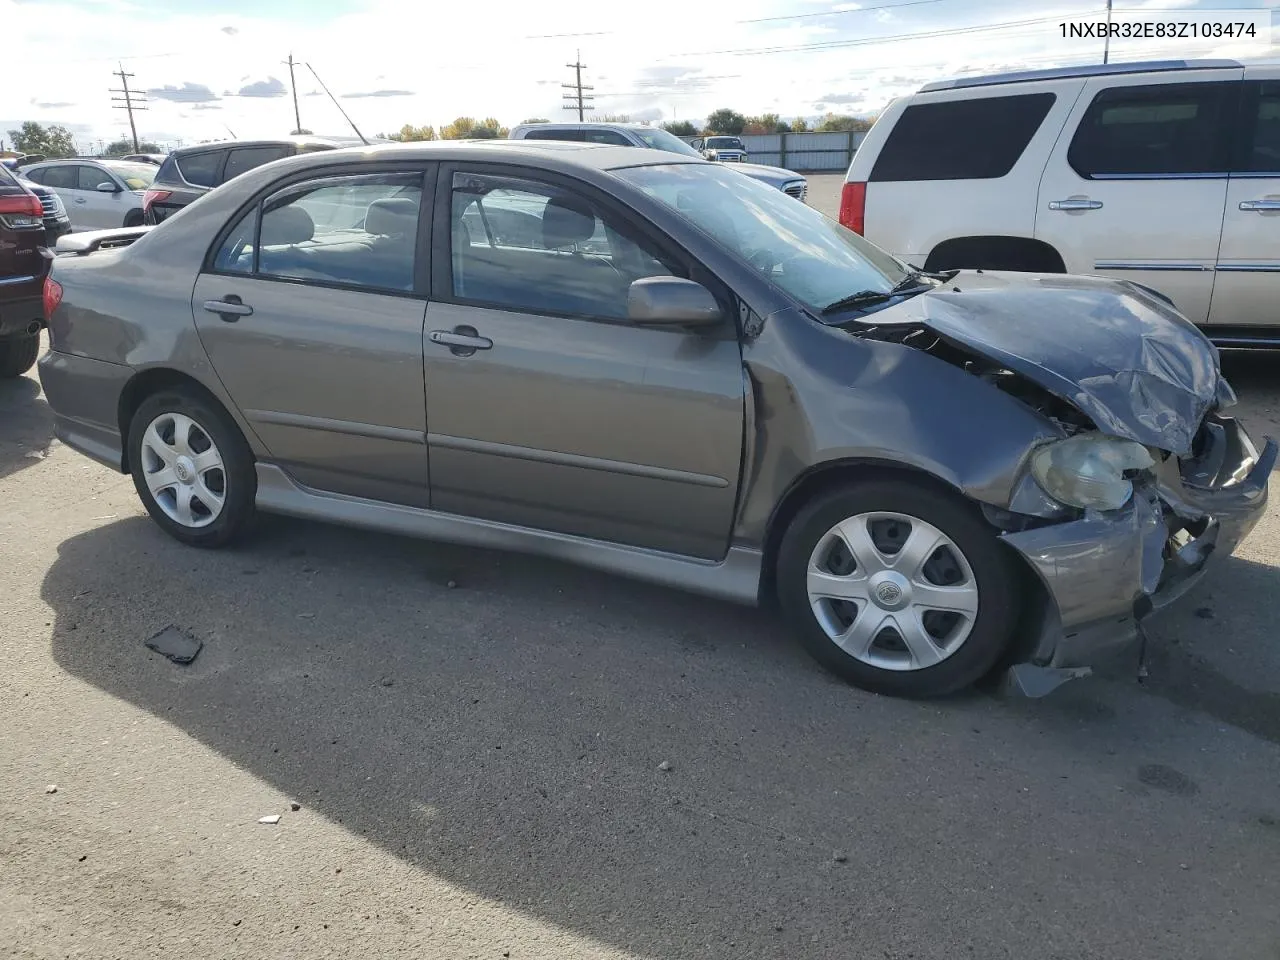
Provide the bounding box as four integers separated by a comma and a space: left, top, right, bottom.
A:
123, 209, 144, 228
127, 387, 257, 548
777, 479, 1021, 698
0, 333, 40, 379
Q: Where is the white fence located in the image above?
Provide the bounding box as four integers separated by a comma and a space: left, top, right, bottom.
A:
685, 131, 866, 172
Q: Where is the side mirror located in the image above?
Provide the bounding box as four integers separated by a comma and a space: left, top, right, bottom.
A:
96, 182, 119, 193
628, 277, 723, 328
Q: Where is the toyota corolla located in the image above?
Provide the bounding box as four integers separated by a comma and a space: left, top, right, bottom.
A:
37, 141, 1273, 698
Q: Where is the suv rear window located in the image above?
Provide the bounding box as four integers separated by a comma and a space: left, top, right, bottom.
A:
176, 150, 222, 188
1068, 81, 1236, 178
869, 92, 1056, 182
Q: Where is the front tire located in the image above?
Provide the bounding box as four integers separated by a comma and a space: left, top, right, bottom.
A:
127, 388, 256, 547
0, 333, 40, 379
777, 479, 1020, 698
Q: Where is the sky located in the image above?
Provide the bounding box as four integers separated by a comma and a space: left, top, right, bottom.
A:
2, 0, 1277, 151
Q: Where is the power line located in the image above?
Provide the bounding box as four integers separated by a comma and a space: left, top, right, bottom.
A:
110, 63, 147, 152
562, 52, 595, 121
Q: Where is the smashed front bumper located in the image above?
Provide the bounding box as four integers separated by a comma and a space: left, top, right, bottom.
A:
1001, 415, 1275, 693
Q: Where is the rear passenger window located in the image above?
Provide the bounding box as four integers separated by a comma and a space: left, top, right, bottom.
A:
212, 173, 423, 292
1235, 80, 1280, 174
449, 172, 677, 320
869, 93, 1055, 181
1068, 82, 1236, 178
222, 146, 291, 183
523, 129, 584, 141
583, 130, 631, 145
177, 151, 222, 187
37, 166, 78, 189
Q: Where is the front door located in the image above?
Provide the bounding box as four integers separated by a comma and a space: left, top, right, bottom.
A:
192, 168, 432, 506
1036, 70, 1242, 324
1208, 71, 1280, 329
423, 165, 744, 560
75, 165, 128, 229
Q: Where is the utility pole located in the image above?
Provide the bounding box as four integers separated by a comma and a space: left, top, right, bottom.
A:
562, 51, 594, 121
284, 53, 302, 133
1103, 0, 1113, 63
110, 63, 147, 152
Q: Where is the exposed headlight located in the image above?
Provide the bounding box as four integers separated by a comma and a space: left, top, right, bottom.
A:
1030, 433, 1154, 511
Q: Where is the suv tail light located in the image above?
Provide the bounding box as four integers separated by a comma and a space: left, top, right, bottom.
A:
43, 277, 63, 319
0, 191, 44, 229
839, 181, 866, 235
142, 189, 172, 214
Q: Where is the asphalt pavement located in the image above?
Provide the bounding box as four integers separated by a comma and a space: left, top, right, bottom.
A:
2, 190, 1279, 958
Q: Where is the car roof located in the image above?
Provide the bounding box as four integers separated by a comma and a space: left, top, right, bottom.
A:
167, 136, 349, 157
919, 58, 1243, 92
283, 139, 704, 173
514, 121, 663, 133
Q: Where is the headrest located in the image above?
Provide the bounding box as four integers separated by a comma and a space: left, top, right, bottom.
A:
261, 205, 314, 246
541, 195, 596, 249
365, 197, 418, 237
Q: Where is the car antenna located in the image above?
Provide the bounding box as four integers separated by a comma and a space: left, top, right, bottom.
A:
305, 62, 370, 146
223, 124, 238, 139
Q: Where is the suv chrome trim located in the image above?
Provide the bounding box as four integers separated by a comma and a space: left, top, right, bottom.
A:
920, 59, 1242, 93
1093, 261, 1209, 272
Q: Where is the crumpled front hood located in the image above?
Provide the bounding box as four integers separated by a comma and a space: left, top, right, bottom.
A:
886, 271, 1220, 455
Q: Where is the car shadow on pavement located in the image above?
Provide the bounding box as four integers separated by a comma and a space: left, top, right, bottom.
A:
40, 514, 1280, 958
0, 372, 53, 482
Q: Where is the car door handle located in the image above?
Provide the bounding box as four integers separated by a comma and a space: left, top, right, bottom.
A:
1048, 199, 1103, 211
1239, 199, 1280, 212
429, 327, 492, 354
202, 297, 254, 321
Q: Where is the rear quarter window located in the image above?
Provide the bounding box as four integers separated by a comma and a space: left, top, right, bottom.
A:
221, 146, 292, 184
869, 92, 1056, 182
176, 150, 223, 188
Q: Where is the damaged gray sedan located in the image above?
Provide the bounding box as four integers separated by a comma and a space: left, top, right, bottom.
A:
38, 142, 1274, 698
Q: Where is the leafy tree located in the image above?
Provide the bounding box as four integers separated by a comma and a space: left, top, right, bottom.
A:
661, 120, 697, 137
598, 112, 632, 123
790, 117, 809, 133
7, 121, 76, 158
742, 113, 781, 135
522, 117, 550, 124
103, 138, 160, 156
816, 113, 873, 133
380, 124, 436, 142
440, 116, 509, 140
774, 120, 791, 134
704, 108, 746, 136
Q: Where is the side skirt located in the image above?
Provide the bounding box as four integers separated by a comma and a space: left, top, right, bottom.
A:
254, 463, 763, 606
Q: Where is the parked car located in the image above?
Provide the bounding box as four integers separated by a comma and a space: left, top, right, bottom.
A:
0, 164, 48, 378
39, 141, 1271, 698
143, 137, 347, 224
842, 58, 1280, 346
21, 158, 156, 230
15, 174, 72, 247
510, 122, 806, 200
691, 136, 748, 162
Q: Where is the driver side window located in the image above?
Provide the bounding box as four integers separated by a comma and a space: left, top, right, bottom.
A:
449, 172, 680, 321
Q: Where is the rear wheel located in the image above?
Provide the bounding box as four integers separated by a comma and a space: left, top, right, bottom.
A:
127, 388, 257, 547
777, 479, 1020, 698
123, 209, 144, 228
0, 333, 40, 379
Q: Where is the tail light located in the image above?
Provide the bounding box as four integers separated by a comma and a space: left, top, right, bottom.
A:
142, 189, 172, 214
43, 277, 63, 319
0, 191, 44, 229
839, 181, 866, 235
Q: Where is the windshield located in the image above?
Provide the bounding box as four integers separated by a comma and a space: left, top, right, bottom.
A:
632, 127, 703, 159
615, 163, 908, 313
706, 137, 743, 149
103, 161, 157, 190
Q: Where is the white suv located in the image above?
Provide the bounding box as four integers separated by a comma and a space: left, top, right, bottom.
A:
842, 59, 1280, 344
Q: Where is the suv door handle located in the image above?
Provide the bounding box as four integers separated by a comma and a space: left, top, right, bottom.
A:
1239, 199, 1280, 212
429, 326, 492, 356
202, 296, 254, 321
1048, 199, 1103, 211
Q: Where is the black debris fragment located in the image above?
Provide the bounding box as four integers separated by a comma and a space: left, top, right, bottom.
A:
145, 626, 203, 665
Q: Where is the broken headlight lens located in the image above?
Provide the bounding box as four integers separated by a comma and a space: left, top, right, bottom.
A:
1030, 434, 1154, 511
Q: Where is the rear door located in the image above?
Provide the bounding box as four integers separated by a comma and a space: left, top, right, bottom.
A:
1035, 69, 1243, 324
192, 166, 432, 506
33, 165, 88, 229
1208, 67, 1280, 331
422, 164, 744, 559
